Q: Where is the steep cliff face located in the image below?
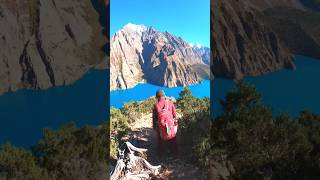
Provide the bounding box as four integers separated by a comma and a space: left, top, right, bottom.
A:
111, 23, 209, 90
212, 0, 320, 79
211, 0, 295, 79
245, 0, 305, 11
0, 0, 107, 94
261, 7, 320, 59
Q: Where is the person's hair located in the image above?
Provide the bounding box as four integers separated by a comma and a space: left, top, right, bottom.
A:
156, 90, 165, 99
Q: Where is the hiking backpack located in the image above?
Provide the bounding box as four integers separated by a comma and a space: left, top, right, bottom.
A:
156, 100, 178, 141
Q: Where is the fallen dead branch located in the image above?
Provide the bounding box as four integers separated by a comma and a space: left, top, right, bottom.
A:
110, 142, 161, 180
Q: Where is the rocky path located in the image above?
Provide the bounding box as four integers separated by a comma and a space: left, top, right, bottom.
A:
125, 113, 208, 180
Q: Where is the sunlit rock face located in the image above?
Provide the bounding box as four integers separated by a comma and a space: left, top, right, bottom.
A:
111, 23, 209, 90
0, 0, 107, 94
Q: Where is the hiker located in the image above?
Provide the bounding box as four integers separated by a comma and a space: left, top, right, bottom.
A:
152, 90, 178, 157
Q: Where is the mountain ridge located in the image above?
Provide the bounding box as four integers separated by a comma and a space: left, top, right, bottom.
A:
0, 0, 108, 95
110, 23, 210, 90
211, 0, 320, 79
211, 0, 295, 79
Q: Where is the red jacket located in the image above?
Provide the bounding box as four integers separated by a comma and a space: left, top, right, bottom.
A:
152, 97, 177, 130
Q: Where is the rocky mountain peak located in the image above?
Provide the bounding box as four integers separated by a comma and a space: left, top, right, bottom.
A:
191, 42, 204, 49
111, 24, 210, 90
192, 44, 210, 65
122, 23, 148, 34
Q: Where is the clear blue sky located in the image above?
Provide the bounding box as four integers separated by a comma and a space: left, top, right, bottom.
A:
110, 0, 210, 47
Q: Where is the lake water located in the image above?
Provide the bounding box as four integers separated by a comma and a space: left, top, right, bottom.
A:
2, 55, 319, 147
212, 56, 320, 117
110, 80, 210, 108
0, 69, 109, 148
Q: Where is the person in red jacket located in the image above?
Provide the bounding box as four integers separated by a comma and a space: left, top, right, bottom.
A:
152, 90, 178, 157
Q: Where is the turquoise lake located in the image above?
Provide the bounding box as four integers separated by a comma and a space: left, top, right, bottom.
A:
0, 70, 109, 148
212, 56, 320, 117
1, 55, 319, 147
110, 80, 211, 108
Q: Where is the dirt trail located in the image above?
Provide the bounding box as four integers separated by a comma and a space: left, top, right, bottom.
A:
126, 113, 208, 180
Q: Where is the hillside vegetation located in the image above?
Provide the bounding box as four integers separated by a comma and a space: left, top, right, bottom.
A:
110, 88, 211, 166
0, 123, 109, 180
2, 83, 320, 179
203, 81, 320, 179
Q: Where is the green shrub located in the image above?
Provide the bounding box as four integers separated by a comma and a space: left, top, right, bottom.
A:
175, 87, 211, 164
110, 107, 129, 137
207, 81, 320, 179
177, 87, 210, 115
0, 122, 109, 180
121, 97, 157, 122
177, 87, 210, 135
110, 108, 129, 159
34, 123, 109, 180
0, 144, 51, 180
